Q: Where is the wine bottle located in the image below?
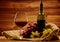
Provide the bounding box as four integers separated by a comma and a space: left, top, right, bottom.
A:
37, 1, 46, 32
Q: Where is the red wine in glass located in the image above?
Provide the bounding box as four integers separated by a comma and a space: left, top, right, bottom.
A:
15, 21, 27, 27
14, 12, 28, 27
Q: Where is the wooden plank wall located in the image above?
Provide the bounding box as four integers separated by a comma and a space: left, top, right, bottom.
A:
0, 0, 60, 35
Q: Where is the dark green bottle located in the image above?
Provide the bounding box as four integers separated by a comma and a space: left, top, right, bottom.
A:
37, 1, 46, 32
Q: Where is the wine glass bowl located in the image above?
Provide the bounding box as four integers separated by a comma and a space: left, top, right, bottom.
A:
14, 12, 28, 27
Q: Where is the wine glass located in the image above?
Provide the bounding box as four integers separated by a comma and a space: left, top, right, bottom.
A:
14, 12, 28, 28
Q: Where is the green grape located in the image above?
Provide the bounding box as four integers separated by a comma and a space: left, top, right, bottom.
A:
43, 29, 48, 35
30, 31, 40, 38
31, 31, 35, 36
30, 35, 34, 38
35, 31, 40, 37
47, 29, 52, 33
43, 28, 52, 36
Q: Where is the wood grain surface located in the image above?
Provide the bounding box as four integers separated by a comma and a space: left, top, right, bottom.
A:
0, 0, 60, 35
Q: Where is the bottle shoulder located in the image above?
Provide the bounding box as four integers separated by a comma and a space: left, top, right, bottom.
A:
38, 13, 45, 15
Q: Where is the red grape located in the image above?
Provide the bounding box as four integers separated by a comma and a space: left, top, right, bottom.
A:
20, 23, 38, 38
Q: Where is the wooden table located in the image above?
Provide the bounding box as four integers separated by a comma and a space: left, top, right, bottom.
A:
0, 36, 60, 42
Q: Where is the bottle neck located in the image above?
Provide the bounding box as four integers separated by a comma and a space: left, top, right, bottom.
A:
39, 0, 44, 15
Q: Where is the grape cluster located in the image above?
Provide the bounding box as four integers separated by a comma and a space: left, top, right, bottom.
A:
20, 23, 37, 38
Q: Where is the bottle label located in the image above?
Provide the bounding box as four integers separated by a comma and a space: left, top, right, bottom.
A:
40, 15, 43, 20
37, 14, 45, 20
